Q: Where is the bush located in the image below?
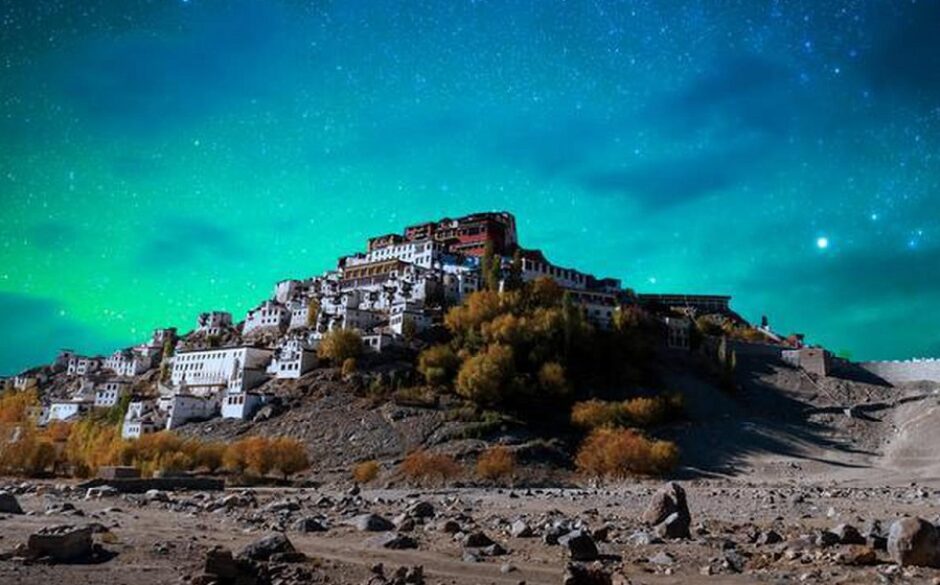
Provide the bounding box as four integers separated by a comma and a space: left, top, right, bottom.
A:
571, 395, 683, 430
353, 460, 380, 484
575, 428, 679, 478
341, 357, 358, 376
475, 445, 515, 482
318, 329, 362, 363
400, 450, 461, 486
571, 400, 624, 430
270, 437, 310, 479
455, 344, 515, 405
417, 344, 461, 386
537, 361, 568, 397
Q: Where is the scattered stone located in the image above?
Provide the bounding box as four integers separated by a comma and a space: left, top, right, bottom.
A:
438, 519, 461, 533
888, 517, 940, 567
406, 501, 434, 519
833, 523, 866, 545
755, 529, 783, 545
642, 482, 690, 539
865, 519, 887, 551
559, 530, 599, 561
84, 486, 118, 500
563, 562, 613, 585
238, 532, 302, 562
648, 551, 676, 566
368, 533, 418, 550
463, 531, 495, 548
510, 519, 534, 538
814, 530, 840, 548
0, 490, 24, 514
293, 516, 327, 533
202, 546, 262, 585
355, 513, 395, 532
836, 545, 879, 566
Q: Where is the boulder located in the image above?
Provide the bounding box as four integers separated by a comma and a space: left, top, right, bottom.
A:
26, 524, 94, 562
203, 546, 262, 585
368, 533, 418, 550
832, 523, 866, 545
563, 563, 613, 585
354, 513, 395, 532
293, 516, 327, 533
237, 533, 300, 562
510, 519, 534, 538
836, 545, 879, 566
888, 517, 940, 567
0, 490, 24, 514
406, 501, 435, 519
559, 530, 599, 561
463, 531, 495, 548
642, 482, 690, 539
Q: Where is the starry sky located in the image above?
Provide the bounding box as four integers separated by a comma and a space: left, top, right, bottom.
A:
1, 0, 939, 375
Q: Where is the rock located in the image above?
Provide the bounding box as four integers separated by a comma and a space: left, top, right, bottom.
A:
237, 532, 300, 562
814, 530, 841, 548
355, 513, 395, 532
559, 530, 599, 561
204, 546, 261, 585
642, 482, 690, 539
438, 519, 461, 533
836, 545, 879, 566
510, 519, 534, 538
463, 531, 495, 548
84, 486, 118, 500
26, 524, 94, 562
293, 516, 327, 533
654, 512, 689, 540
563, 562, 613, 585
755, 529, 783, 545
888, 517, 940, 567
0, 491, 24, 514
368, 533, 418, 550
833, 523, 866, 545
406, 501, 434, 519
865, 519, 887, 551
648, 551, 675, 566
145, 489, 170, 503
263, 499, 301, 513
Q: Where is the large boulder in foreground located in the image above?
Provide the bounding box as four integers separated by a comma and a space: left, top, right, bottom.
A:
888, 517, 940, 567
26, 525, 94, 562
0, 491, 23, 514
237, 533, 304, 562
642, 482, 690, 539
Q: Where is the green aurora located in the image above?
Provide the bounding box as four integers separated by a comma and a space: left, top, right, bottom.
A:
1, 1, 939, 374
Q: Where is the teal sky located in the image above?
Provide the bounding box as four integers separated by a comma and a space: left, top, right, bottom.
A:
1, 1, 939, 374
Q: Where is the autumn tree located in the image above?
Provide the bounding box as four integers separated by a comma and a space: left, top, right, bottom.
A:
318, 328, 362, 363
456, 344, 515, 405
417, 344, 461, 386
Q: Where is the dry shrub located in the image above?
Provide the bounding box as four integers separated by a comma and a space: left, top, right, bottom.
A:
222, 435, 310, 479
352, 460, 380, 484
575, 428, 679, 478
620, 397, 667, 427
318, 329, 362, 363
571, 400, 623, 429
269, 437, 310, 479
341, 357, 358, 376
400, 450, 461, 486
475, 445, 515, 483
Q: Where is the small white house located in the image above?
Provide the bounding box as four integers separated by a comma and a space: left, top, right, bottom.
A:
161, 393, 219, 430
67, 356, 103, 377
94, 380, 132, 408
221, 391, 271, 420
196, 311, 233, 336
242, 300, 290, 336
48, 398, 94, 422
389, 302, 432, 336
122, 400, 162, 439
362, 333, 398, 353
268, 337, 317, 379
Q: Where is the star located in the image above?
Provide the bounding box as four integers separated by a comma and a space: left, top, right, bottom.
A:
816, 237, 830, 250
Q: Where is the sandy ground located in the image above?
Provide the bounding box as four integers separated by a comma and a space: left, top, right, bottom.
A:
3, 473, 940, 585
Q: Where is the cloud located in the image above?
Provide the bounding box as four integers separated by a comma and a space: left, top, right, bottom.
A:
55, 0, 293, 134
579, 145, 764, 209
0, 292, 125, 376
137, 217, 252, 270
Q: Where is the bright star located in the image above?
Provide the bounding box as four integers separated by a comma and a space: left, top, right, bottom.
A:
816, 237, 829, 250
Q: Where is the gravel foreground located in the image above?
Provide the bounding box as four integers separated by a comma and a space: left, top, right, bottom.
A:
3, 478, 940, 585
